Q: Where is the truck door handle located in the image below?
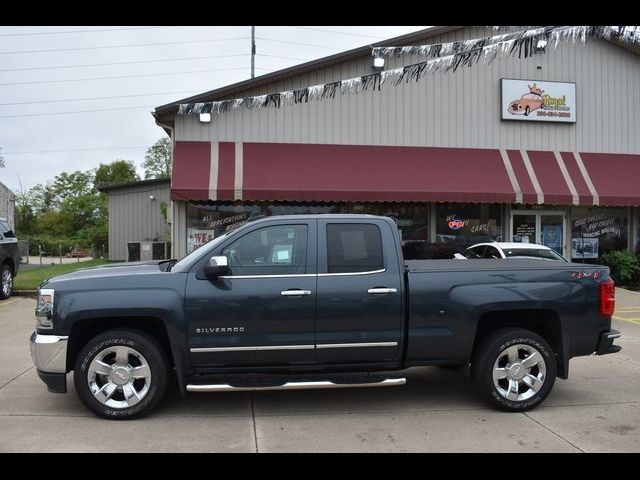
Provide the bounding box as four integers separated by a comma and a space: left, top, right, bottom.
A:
367, 288, 397, 295
281, 289, 312, 297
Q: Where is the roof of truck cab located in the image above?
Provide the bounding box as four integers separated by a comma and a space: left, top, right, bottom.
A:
248, 214, 392, 222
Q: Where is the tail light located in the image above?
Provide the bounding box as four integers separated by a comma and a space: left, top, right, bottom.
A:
600, 279, 615, 317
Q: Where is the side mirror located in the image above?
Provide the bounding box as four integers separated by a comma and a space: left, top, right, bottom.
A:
203, 256, 230, 279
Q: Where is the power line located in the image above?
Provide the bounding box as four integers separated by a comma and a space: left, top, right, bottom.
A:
255, 37, 343, 50
256, 53, 314, 62
3, 146, 148, 155
0, 26, 184, 37
0, 66, 252, 87
0, 36, 250, 55
0, 53, 250, 73
0, 105, 155, 119
0, 89, 205, 106
284, 26, 382, 39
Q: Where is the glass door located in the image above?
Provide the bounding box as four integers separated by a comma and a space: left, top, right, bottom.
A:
511, 211, 567, 258
512, 214, 537, 244
540, 215, 563, 255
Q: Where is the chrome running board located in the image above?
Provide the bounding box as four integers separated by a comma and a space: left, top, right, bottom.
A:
186, 377, 406, 393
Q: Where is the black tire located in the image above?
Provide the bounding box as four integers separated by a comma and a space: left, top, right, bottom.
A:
0, 264, 12, 300
74, 329, 169, 420
471, 328, 556, 412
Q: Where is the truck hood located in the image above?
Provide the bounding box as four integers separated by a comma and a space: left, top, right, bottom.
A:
41, 261, 166, 286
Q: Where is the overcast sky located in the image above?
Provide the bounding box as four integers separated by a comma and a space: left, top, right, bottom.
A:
0, 26, 428, 195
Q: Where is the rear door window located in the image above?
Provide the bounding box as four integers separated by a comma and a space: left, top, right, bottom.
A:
326, 223, 383, 273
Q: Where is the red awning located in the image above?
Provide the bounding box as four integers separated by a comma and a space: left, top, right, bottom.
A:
171, 141, 211, 201
578, 152, 640, 206
170, 142, 640, 206
171, 141, 516, 204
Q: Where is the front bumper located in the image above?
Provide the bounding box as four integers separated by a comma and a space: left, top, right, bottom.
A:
596, 329, 622, 355
30, 332, 68, 393
30, 332, 68, 372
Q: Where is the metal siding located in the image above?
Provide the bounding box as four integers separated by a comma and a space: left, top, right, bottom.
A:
175, 26, 640, 154
172, 200, 187, 259
0, 182, 15, 230
107, 183, 170, 261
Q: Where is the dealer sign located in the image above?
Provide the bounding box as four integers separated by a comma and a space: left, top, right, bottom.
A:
501, 79, 576, 123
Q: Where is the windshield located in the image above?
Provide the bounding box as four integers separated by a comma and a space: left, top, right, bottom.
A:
503, 248, 567, 261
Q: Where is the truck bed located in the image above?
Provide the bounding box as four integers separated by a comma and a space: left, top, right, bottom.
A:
403, 258, 610, 367
405, 258, 598, 273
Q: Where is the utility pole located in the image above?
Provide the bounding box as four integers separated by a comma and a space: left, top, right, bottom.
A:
251, 26, 256, 79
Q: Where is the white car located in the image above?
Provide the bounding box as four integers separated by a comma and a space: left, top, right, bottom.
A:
463, 242, 568, 261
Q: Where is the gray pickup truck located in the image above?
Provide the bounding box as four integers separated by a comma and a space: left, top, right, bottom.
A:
30, 215, 620, 419
0, 218, 19, 300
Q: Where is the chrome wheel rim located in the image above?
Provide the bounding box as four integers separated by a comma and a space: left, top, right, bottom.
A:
1, 269, 11, 297
492, 343, 546, 402
88, 345, 151, 409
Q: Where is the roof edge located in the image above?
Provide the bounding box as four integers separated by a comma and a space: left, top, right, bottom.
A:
154, 26, 461, 117
98, 177, 170, 192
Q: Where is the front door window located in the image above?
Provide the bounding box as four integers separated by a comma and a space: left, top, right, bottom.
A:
222, 225, 308, 276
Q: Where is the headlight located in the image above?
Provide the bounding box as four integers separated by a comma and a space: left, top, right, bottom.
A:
35, 288, 55, 330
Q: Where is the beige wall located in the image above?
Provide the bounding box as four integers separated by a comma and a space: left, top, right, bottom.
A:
0, 182, 15, 230
176, 26, 640, 154
107, 183, 170, 261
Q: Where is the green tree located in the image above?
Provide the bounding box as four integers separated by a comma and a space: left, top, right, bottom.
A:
142, 137, 172, 179
15, 192, 36, 234
51, 170, 94, 205
94, 160, 139, 189
19, 169, 108, 253
25, 183, 55, 212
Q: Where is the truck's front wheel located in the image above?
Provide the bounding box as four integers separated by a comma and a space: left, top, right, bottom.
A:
74, 329, 169, 420
0, 264, 13, 300
472, 328, 556, 412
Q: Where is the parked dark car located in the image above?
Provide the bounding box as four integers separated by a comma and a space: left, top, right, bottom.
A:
0, 218, 19, 299
30, 215, 620, 419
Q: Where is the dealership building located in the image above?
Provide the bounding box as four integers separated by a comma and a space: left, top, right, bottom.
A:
153, 26, 640, 262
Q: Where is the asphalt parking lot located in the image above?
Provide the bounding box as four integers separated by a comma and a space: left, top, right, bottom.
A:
1, 290, 639, 452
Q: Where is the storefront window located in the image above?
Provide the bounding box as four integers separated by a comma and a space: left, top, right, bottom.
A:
187, 202, 262, 253
268, 202, 347, 216
350, 203, 429, 245
435, 203, 502, 245
571, 207, 629, 263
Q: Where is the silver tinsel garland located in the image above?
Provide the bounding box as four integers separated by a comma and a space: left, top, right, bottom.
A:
373, 26, 639, 58
178, 26, 639, 117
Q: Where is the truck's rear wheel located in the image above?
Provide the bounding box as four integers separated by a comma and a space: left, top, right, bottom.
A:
74, 329, 169, 420
472, 328, 556, 412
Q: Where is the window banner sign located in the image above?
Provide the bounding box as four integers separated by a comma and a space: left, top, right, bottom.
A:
501, 79, 576, 123
187, 228, 215, 253
572, 238, 599, 259
543, 225, 562, 254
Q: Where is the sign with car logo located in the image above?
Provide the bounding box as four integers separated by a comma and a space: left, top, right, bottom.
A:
501, 79, 576, 123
